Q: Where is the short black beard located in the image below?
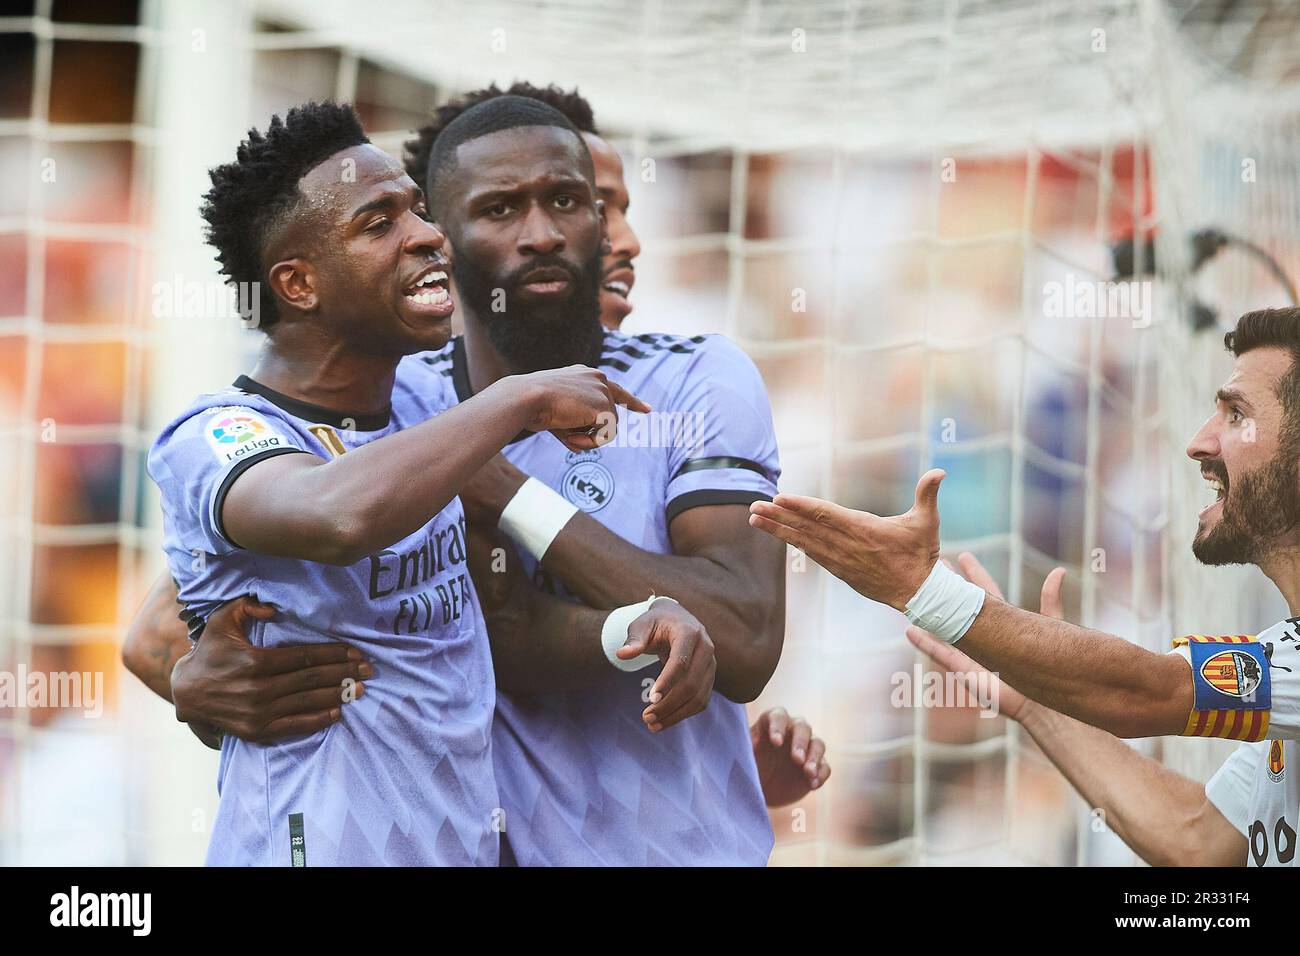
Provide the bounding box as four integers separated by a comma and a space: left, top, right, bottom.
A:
1193, 446, 1300, 565
453, 249, 606, 373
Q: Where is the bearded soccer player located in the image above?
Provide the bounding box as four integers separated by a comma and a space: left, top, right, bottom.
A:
127, 85, 827, 817
750, 307, 1300, 866
403, 82, 639, 332
404, 82, 829, 804
408, 97, 786, 864
126, 95, 788, 864
142, 101, 683, 866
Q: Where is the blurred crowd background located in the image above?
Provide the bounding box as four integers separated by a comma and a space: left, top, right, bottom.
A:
2, 0, 1298, 865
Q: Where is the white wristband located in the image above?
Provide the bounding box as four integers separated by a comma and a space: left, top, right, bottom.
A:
904, 561, 985, 644
497, 477, 579, 563
601, 595, 676, 672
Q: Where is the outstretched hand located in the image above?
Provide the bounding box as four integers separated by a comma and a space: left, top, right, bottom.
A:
748, 469, 945, 610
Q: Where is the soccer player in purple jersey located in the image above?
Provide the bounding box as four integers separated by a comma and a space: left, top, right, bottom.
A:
127, 94, 796, 863
137, 101, 720, 866
405, 83, 830, 809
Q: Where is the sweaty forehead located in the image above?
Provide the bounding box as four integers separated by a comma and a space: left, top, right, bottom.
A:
451, 125, 592, 195
298, 143, 408, 212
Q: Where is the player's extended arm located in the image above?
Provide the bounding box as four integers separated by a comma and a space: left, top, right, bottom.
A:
466, 523, 717, 731
462, 458, 783, 702
912, 556, 1245, 866
950, 599, 1192, 737
1019, 705, 1245, 865
748, 470, 1193, 738
223, 368, 647, 565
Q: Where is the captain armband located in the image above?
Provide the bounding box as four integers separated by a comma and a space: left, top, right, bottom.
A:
1171, 635, 1271, 742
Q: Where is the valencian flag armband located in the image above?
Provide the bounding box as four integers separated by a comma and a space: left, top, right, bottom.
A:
1172, 635, 1271, 742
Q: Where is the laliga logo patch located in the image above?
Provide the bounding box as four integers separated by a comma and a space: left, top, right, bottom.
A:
1199, 649, 1263, 700
561, 449, 614, 513
211, 415, 267, 445
205, 411, 286, 465
1269, 740, 1285, 783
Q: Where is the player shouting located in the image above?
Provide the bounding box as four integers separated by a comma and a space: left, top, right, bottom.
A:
146, 101, 701, 866
749, 307, 1300, 866
129, 95, 790, 864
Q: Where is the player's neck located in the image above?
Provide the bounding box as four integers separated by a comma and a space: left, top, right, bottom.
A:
247, 327, 399, 418
1258, 547, 1300, 616
460, 317, 522, 396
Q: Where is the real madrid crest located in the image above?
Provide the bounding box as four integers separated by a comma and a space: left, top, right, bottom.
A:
561, 449, 614, 513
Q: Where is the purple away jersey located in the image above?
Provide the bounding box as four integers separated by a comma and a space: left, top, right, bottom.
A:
148, 361, 499, 866
414, 329, 780, 865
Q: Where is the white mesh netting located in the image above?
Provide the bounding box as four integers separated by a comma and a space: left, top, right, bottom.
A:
2, 0, 1299, 865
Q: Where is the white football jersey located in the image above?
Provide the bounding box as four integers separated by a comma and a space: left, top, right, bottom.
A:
1196, 618, 1300, 866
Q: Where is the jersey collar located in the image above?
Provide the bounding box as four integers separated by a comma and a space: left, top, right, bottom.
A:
449, 336, 474, 404
232, 375, 392, 431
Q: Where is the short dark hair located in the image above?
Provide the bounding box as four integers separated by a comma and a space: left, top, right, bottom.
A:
418, 95, 593, 219
200, 101, 369, 328
1225, 307, 1300, 445
403, 82, 598, 187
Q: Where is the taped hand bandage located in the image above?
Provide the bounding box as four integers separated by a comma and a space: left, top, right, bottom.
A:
601, 595, 678, 672
497, 477, 579, 562
903, 561, 986, 644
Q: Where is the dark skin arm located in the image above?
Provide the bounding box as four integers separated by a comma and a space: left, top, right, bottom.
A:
224, 368, 648, 566
466, 522, 717, 731
121, 570, 371, 748
171, 595, 372, 743
122, 572, 191, 704
124, 480, 717, 743
462, 456, 785, 703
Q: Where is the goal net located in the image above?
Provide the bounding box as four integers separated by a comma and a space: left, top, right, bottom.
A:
2, 0, 1297, 866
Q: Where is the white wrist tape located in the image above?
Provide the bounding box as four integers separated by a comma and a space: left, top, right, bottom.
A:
601, 595, 677, 672
904, 561, 986, 644
497, 477, 579, 563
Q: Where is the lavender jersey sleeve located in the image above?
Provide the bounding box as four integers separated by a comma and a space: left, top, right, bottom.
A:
147, 374, 500, 867
662, 336, 780, 522
148, 403, 313, 557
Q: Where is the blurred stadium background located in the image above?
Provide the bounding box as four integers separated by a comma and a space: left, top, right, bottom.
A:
1, 0, 1299, 865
